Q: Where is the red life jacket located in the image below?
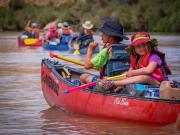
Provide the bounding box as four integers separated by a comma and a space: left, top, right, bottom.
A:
31, 28, 39, 38
130, 50, 170, 82
62, 28, 71, 35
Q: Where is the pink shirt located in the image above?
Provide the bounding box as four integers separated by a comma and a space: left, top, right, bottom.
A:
47, 31, 59, 40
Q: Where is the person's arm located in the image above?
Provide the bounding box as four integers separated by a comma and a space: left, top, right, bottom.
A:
84, 41, 98, 69
77, 29, 84, 40
24, 20, 32, 32
127, 61, 157, 77
127, 54, 161, 77
54, 17, 60, 25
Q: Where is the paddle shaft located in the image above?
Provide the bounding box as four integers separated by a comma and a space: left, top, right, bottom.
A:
64, 74, 126, 94
50, 52, 85, 66
64, 82, 96, 94
50, 52, 96, 69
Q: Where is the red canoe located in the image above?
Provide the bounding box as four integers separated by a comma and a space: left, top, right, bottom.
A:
41, 59, 180, 125
18, 36, 42, 47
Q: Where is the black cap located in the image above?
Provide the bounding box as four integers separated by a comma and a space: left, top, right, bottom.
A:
99, 19, 129, 40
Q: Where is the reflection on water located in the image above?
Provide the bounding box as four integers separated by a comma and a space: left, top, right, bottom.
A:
41, 107, 177, 135
0, 32, 179, 134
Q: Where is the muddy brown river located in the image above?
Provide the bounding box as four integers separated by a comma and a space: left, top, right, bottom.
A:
0, 32, 179, 135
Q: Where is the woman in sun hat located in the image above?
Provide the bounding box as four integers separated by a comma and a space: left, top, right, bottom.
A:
62, 22, 73, 35
96, 32, 172, 92
82, 20, 94, 30
80, 19, 129, 84
75, 20, 95, 51
31, 22, 40, 38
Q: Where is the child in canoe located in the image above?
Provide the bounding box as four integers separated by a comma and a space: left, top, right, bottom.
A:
23, 21, 40, 39
80, 19, 129, 84
62, 22, 73, 36
46, 25, 60, 45
97, 32, 172, 92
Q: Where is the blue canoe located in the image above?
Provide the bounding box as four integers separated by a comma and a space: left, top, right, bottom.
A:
43, 43, 69, 51
43, 35, 72, 51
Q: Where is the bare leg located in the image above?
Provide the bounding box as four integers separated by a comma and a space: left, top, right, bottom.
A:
114, 75, 160, 86
80, 73, 94, 84
160, 81, 173, 99
160, 81, 180, 99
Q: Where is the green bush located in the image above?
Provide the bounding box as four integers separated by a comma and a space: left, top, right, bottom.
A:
0, 0, 179, 32
8, 0, 26, 10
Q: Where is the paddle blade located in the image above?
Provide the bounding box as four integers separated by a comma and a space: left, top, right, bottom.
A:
74, 49, 80, 55
24, 38, 38, 45
64, 90, 69, 94
49, 52, 57, 58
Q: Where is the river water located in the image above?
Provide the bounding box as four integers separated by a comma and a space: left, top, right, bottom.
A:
0, 32, 179, 135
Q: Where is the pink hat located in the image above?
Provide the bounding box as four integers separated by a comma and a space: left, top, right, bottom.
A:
130, 32, 157, 46
126, 32, 158, 54
48, 25, 57, 31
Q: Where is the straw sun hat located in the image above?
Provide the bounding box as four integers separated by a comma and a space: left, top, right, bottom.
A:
82, 21, 94, 29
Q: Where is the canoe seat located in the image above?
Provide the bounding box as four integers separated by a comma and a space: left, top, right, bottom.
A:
60, 67, 72, 79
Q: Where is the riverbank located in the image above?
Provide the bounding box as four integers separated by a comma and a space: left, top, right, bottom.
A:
0, 0, 180, 32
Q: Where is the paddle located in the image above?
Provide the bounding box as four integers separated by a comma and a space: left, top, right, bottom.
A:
64, 73, 126, 94
49, 52, 96, 69
73, 43, 80, 55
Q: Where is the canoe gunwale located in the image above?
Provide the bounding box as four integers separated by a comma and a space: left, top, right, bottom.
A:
42, 41, 70, 51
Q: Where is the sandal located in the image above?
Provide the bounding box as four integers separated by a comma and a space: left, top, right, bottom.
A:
96, 79, 116, 91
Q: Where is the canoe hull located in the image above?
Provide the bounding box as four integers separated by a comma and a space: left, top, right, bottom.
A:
18, 36, 42, 47
43, 43, 69, 51
41, 59, 180, 124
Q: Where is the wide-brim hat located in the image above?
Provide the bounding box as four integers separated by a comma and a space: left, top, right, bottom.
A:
126, 32, 158, 54
63, 22, 69, 28
82, 21, 94, 29
99, 19, 129, 40
57, 23, 63, 28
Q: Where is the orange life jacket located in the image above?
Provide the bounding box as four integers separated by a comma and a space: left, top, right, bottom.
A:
62, 28, 71, 35
130, 50, 165, 82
